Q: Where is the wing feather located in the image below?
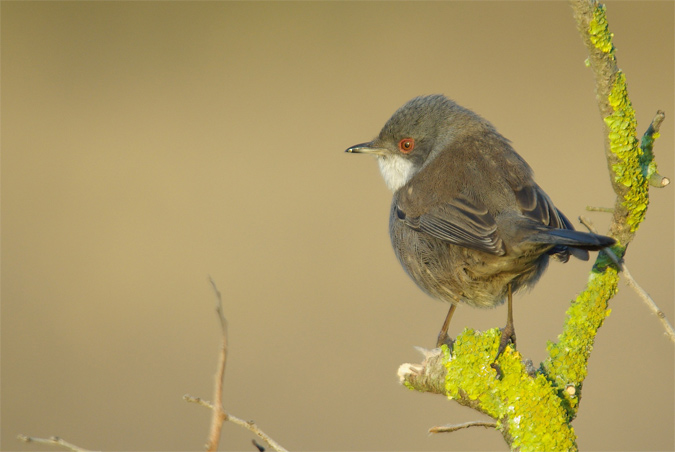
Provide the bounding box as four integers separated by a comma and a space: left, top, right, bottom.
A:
396, 195, 505, 256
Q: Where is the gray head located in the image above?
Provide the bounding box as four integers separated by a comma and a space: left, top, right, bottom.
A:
345, 94, 493, 191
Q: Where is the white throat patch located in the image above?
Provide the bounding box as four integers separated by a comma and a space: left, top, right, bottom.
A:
377, 155, 416, 192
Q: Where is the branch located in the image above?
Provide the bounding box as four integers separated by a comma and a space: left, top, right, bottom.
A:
222, 414, 288, 452
429, 421, 498, 434
569, 0, 667, 247
579, 216, 675, 343
641, 111, 670, 188
17, 435, 97, 452
184, 396, 288, 452
585, 206, 614, 213
185, 278, 289, 452
572, 1, 640, 244
17, 285, 290, 452
619, 264, 675, 343
205, 277, 228, 452
400, 337, 578, 450
541, 0, 669, 422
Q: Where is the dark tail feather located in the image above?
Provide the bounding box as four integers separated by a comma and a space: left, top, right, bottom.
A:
529, 228, 616, 249
527, 228, 615, 262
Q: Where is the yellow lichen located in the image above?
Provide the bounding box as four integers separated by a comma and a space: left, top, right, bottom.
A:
443, 329, 577, 450
588, 4, 614, 54
604, 71, 649, 231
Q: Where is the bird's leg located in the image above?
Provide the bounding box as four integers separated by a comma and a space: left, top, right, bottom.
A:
502, 282, 517, 351
491, 283, 516, 377
436, 303, 457, 349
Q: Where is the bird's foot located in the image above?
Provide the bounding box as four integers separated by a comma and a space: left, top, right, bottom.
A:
490, 325, 517, 379
436, 331, 455, 352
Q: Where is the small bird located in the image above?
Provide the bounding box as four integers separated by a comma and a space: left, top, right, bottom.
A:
346, 94, 615, 363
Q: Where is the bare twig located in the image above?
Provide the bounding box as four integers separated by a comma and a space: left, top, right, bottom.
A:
209, 276, 227, 332
577, 216, 603, 238
429, 421, 498, 434
186, 278, 289, 452
183, 394, 216, 410
205, 277, 229, 452
579, 216, 675, 343
586, 206, 614, 213
184, 395, 288, 452
619, 261, 675, 343
17, 435, 97, 452
226, 414, 288, 452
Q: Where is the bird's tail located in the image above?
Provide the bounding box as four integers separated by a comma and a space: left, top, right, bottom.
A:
527, 228, 616, 262
529, 228, 615, 249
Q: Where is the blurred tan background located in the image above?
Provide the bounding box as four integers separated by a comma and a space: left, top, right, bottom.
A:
2, 2, 673, 451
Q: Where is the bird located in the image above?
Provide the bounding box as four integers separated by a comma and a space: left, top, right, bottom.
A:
345, 94, 615, 365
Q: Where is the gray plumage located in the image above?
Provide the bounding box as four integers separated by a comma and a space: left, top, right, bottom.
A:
346, 94, 615, 310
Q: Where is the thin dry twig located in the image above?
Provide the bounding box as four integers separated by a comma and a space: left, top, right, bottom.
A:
186, 278, 289, 452
225, 414, 289, 452
429, 421, 498, 434
183, 395, 289, 452
17, 435, 97, 452
183, 394, 215, 410
585, 206, 614, 213
619, 263, 675, 343
206, 277, 229, 452
579, 216, 675, 343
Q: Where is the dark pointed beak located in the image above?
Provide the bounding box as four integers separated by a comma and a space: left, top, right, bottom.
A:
345, 142, 387, 156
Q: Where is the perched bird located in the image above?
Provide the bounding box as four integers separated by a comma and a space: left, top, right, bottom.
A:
346, 94, 615, 362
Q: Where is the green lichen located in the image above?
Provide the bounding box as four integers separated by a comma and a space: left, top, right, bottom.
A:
588, 4, 614, 55
640, 124, 661, 183
594, 242, 626, 267
443, 329, 577, 451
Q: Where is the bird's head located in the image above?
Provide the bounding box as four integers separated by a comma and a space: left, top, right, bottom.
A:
346, 94, 479, 192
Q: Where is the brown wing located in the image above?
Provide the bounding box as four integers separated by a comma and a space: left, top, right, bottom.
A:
395, 194, 506, 256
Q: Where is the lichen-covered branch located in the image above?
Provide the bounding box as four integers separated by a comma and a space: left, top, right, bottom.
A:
399, 1, 668, 450
539, 264, 619, 419
400, 332, 578, 450
571, 0, 657, 245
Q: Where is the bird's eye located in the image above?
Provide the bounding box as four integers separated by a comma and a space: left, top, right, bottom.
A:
398, 138, 415, 154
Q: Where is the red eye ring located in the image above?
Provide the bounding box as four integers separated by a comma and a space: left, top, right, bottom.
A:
398, 138, 415, 153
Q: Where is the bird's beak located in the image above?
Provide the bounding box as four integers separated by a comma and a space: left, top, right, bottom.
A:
345, 142, 387, 156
